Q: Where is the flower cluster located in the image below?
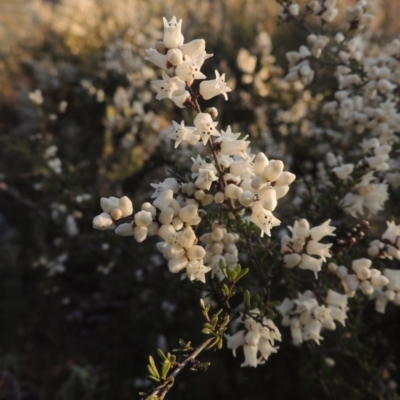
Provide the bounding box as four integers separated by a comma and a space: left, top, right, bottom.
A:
225, 310, 281, 367
329, 258, 389, 297
281, 219, 336, 277
368, 221, 400, 260
275, 290, 348, 346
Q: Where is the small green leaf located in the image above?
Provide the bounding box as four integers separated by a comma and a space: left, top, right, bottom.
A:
235, 268, 249, 282
148, 356, 160, 379
161, 360, 171, 379
157, 348, 168, 361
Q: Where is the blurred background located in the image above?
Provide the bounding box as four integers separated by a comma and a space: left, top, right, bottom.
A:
1, 0, 400, 399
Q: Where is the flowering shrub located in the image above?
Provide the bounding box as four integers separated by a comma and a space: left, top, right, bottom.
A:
2, 0, 400, 399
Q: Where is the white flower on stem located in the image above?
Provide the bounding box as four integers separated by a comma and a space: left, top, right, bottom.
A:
150, 178, 179, 198
162, 16, 184, 49
382, 221, 400, 244
303, 319, 323, 345
306, 240, 332, 262
175, 55, 206, 85
195, 167, 219, 191
215, 126, 250, 159
299, 254, 323, 278
193, 113, 220, 145
332, 164, 354, 180
186, 259, 211, 283
145, 48, 171, 70
250, 201, 281, 237
170, 90, 192, 108
309, 219, 336, 242
167, 120, 200, 148
225, 330, 246, 357
199, 70, 232, 100
180, 39, 208, 59
152, 71, 186, 100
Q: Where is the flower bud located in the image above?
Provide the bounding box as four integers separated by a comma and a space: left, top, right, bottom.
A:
258, 187, 277, 211
225, 184, 243, 200
135, 210, 153, 227
168, 256, 188, 273
356, 267, 371, 281
115, 222, 135, 237
275, 171, 296, 187
111, 208, 123, 220
133, 226, 148, 242
275, 185, 290, 199
158, 208, 174, 225
263, 160, 284, 182
283, 253, 301, 268
119, 196, 133, 217
254, 153, 269, 175
214, 192, 225, 204
141, 202, 157, 216
239, 191, 255, 207
187, 245, 206, 260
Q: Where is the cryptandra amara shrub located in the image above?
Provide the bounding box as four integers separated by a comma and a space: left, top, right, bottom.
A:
90, 2, 400, 399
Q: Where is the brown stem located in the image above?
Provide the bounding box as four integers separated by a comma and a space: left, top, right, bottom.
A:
146, 337, 214, 399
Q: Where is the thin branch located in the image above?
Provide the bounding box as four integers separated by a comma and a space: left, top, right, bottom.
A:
146, 337, 214, 399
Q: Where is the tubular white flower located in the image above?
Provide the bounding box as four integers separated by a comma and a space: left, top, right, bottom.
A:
309, 219, 336, 242
382, 221, 400, 244
299, 254, 323, 277
303, 319, 323, 345
186, 259, 211, 283
152, 71, 186, 100
384, 269, 400, 291
175, 55, 206, 84
167, 120, 199, 148
306, 240, 332, 262
332, 164, 354, 180
326, 289, 348, 309
195, 167, 219, 190
250, 201, 281, 237
225, 330, 246, 357
162, 16, 184, 49
193, 113, 220, 145
145, 48, 171, 70
199, 70, 232, 100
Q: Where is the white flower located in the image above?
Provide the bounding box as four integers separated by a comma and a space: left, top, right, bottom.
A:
29, 89, 43, 105
175, 55, 206, 84
193, 113, 220, 145
167, 120, 200, 148
309, 219, 336, 242
186, 259, 211, 283
306, 240, 332, 262
145, 48, 171, 70
162, 16, 184, 49
303, 319, 323, 345
152, 71, 186, 100
382, 221, 400, 244
298, 254, 323, 277
332, 164, 354, 180
150, 178, 179, 198
250, 201, 281, 237
199, 70, 232, 100
225, 330, 246, 357
195, 167, 219, 191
